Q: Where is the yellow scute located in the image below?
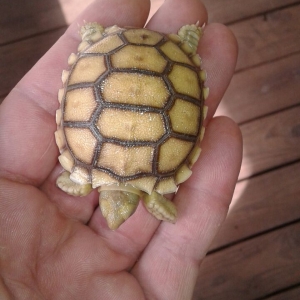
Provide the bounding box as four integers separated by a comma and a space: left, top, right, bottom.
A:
158, 138, 194, 172
123, 28, 163, 45
111, 45, 167, 73
169, 99, 200, 136
64, 88, 97, 122
68, 56, 106, 85
97, 109, 165, 142
101, 72, 169, 107
97, 143, 154, 176
64, 128, 97, 165
85, 34, 124, 53
168, 65, 200, 99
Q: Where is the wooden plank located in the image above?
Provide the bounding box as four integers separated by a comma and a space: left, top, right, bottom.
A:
150, 0, 300, 24
1, 0, 158, 45
193, 222, 300, 300
0, 28, 66, 97
209, 162, 300, 250
0, 0, 92, 45
216, 52, 300, 124
265, 286, 300, 300
229, 5, 300, 71
239, 106, 300, 179
201, 0, 299, 24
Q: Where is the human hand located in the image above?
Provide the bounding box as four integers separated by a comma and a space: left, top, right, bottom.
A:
0, 0, 242, 299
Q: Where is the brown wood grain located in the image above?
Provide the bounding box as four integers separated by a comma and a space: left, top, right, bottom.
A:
239, 106, 300, 179
193, 222, 300, 300
0, 0, 92, 45
0, 28, 65, 97
216, 52, 300, 123
209, 162, 300, 250
201, 0, 299, 24
230, 5, 300, 71
266, 286, 300, 300
1, 0, 158, 45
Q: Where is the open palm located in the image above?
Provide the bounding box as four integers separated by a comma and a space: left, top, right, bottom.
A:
0, 0, 242, 299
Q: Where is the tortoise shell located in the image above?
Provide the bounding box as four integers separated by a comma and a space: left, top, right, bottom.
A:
55, 25, 207, 197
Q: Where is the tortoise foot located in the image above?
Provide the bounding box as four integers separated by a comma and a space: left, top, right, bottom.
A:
56, 171, 92, 196
80, 22, 104, 42
143, 191, 177, 223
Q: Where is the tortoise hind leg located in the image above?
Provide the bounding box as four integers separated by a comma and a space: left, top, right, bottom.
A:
143, 192, 177, 223
56, 171, 93, 196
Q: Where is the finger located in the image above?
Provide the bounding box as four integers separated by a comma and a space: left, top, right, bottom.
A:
41, 165, 100, 223
199, 23, 238, 121
0, 178, 129, 270
87, 0, 219, 261
0, 0, 151, 186
147, 0, 208, 32
0, 178, 137, 298
132, 117, 243, 299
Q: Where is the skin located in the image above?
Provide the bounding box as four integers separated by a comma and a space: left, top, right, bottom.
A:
0, 0, 242, 299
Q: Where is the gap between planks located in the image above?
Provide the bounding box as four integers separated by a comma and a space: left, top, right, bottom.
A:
209, 161, 300, 251
201, 0, 300, 24
257, 283, 300, 300
216, 51, 300, 124
239, 105, 300, 180
193, 221, 300, 300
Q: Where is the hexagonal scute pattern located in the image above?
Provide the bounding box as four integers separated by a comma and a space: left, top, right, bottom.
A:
61, 27, 205, 194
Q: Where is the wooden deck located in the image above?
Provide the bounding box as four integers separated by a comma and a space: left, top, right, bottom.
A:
1, 0, 300, 299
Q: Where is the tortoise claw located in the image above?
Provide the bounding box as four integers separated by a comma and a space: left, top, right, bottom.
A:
143, 192, 177, 223
56, 171, 92, 197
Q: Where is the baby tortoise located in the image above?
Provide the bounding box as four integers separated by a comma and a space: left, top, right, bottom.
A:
55, 22, 209, 229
